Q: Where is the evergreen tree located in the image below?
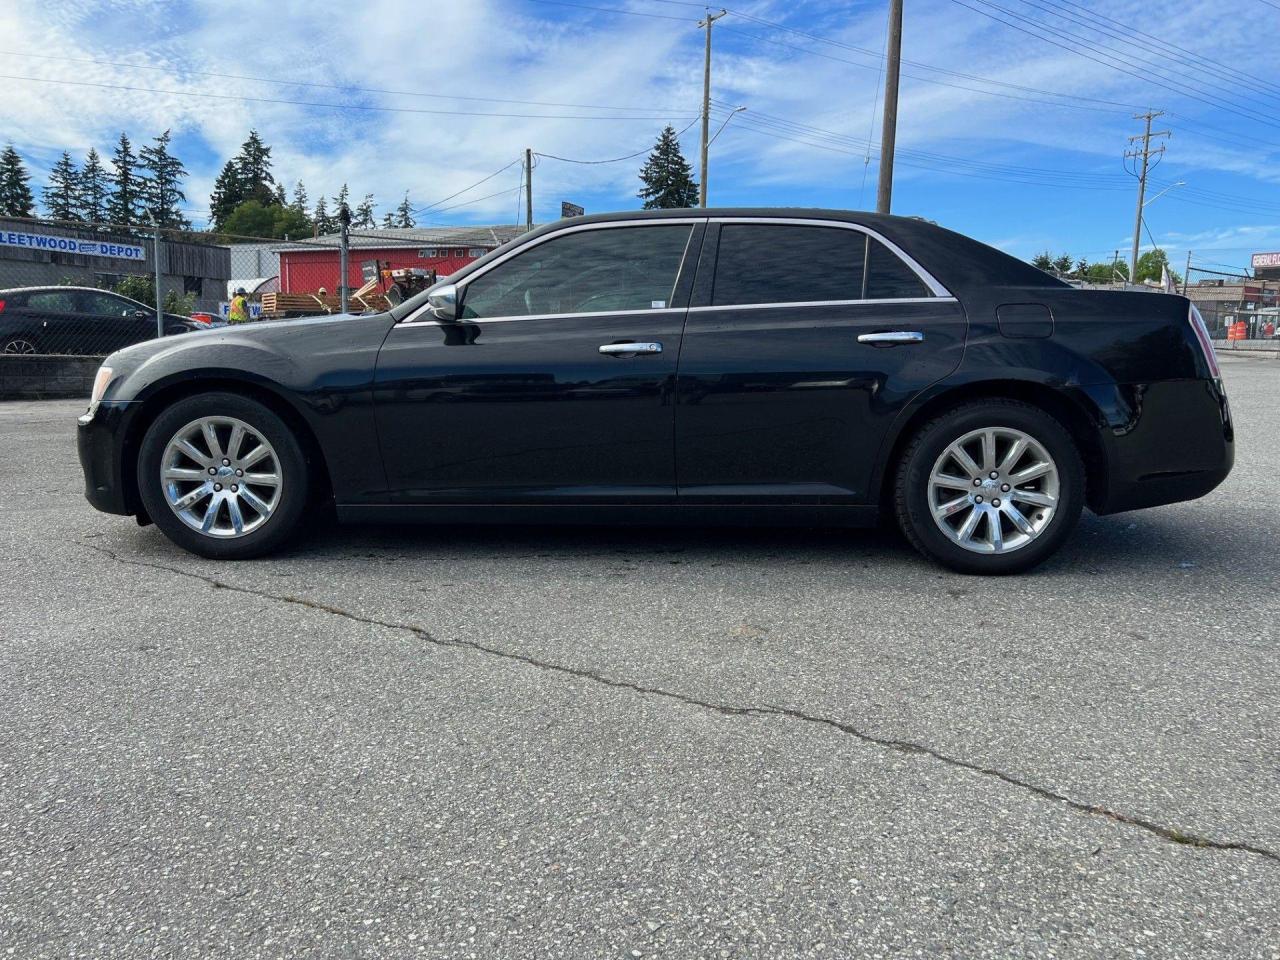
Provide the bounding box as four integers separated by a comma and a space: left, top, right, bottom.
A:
331, 183, 350, 216
1031, 251, 1054, 271
393, 191, 415, 228
139, 129, 190, 229
43, 151, 81, 221
107, 133, 144, 227
290, 179, 309, 214
234, 129, 275, 205
381, 210, 395, 228
272, 182, 287, 207
637, 125, 698, 209
77, 148, 110, 223
353, 193, 376, 228
312, 195, 334, 235
209, 159, 245, 232
0, 143, 36, 217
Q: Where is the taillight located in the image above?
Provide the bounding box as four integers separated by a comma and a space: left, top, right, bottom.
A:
189, 312, 213, 325
0, 299, 6, 313
1188, 303, 1221, 379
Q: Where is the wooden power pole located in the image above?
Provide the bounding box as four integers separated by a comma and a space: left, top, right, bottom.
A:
1125, 111, 1169, 284
876, 0, 903, 215
699, 8, 727, 208
525, 148, 534, 231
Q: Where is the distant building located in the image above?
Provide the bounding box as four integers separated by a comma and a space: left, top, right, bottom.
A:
1187, 275, 1279, 336
0, 217, 229, 312
272, 225, 528, 294
1251, 252, 1280, 281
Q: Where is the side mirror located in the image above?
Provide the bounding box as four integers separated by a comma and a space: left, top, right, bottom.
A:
133, 309, 150, 319
426, 283, 458, 322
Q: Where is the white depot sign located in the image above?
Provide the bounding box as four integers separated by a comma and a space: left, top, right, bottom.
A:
0, 228, 145, 261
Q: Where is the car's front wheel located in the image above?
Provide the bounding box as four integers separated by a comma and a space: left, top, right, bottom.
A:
894, 399, 1084, 574
136, 392, 310, 559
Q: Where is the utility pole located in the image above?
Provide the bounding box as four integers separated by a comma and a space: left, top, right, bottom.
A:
148, 210, 163, 339
876, 0, 903, 215
525, 147, 534, 230
338, 202, 351, 314
1125, 110, 1169, 285
699, 8, 727, 208
1182, 249, 1192, 295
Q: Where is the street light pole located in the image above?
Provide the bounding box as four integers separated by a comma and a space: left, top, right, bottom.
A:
699, 8, 727, 208
876, 0, 903, 215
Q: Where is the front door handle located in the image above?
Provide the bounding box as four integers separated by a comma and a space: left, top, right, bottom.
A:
600, 341, 662, 356
857, 331, 924, 345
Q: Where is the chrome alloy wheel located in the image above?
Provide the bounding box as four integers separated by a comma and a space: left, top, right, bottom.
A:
160, 416, 283, 538
2, 339, 37, 354
927, 426, 1060, 555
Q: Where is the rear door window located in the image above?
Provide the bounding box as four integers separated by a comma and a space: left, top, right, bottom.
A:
712, 224, 866, 306
460, 224, 693, 320
26, 291, 77, 312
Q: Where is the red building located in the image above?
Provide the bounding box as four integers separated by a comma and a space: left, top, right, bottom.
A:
273, 225, 528, 295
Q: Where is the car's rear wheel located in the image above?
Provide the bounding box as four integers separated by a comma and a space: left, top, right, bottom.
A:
894, 399, 1084, 574
136, 392, 310, 559
2, 337, 39, 354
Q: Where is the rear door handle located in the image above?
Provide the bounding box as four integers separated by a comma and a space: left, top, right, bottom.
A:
857, 331, 924, 345
600, 341, 662, 356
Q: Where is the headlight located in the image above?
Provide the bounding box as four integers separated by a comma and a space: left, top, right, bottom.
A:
87, 365, 114, 412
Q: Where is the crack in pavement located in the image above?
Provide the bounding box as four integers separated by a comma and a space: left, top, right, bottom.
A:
77, 540, 1280, 865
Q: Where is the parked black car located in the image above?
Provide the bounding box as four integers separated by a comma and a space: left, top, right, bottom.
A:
77, 209, 1232, 573
0, 285, 201, 355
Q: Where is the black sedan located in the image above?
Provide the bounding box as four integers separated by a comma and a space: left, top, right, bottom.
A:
77, 209, 1232, 574
0, 285, 201, 355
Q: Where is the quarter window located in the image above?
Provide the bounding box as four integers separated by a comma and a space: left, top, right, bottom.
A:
460, 224, 692, 319
865, 237, 931, 299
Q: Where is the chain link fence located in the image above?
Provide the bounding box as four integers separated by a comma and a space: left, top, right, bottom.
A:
0, 215, 523, 360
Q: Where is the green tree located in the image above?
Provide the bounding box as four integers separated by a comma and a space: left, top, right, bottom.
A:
312, 195, 334, 235
272, 182, 287, 207
1135, 248, 1180, 285
393, 191, 415, 228
209, 159, 245, 232
1052, 253, 1074, 275
1031, 251, 1054, 271
1084, 259, 1127, 283
272, 204, 311, 239
637, 124, 698, 209
107, 133, 144, 227
290, 179, 309, 214
222, 199, 277, 238
43, 151, 81, 221
78, 148, 110, 223
113, 274, 156, 308
139, 129, 190, 229
380, 210, 395, 228
353, 192, 376, 228
0, 143, 36, 217
235, 129, 275, 205
331, 182, 349, 216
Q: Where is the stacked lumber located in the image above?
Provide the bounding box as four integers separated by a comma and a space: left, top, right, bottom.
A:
260, 291, 391, 318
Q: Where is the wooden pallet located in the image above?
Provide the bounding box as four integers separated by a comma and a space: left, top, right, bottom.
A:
260, 291, 391, 318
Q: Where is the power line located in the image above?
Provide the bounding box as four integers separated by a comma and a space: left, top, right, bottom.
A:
0, 73, 698, 122
535, 116, 700, 164
411, 159, 523, 215
0, 49, 692, 115
523, 0, 694, 21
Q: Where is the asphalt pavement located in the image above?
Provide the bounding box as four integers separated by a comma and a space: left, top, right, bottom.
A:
1, 356, 1277, 959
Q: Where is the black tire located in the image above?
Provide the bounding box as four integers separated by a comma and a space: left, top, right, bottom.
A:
894, 399, 1085, 575
136, 391, 310, 560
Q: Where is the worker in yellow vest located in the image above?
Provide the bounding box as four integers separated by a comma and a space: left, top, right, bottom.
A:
229, 287, 250, 324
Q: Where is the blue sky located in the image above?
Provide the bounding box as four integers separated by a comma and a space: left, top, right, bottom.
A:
1, 0, 1277, 275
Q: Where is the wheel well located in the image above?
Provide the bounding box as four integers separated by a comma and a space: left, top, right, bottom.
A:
879, 380, 1108, 512
121, 378, 335, 516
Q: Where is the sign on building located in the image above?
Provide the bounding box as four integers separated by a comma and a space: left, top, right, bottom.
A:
561, 201, 585, 218
1251, 252, 1280, 269
0, 229, 145, 261
218, 301, 263, 321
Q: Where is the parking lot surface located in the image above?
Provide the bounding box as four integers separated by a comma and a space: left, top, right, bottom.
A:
1, 356, 1277, 959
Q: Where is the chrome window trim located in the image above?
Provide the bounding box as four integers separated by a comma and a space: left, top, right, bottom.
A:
406, 307, 690, 326
687, 296, 957, 313
402, 218, 704, 325
708, 216, 954, 301
399, 214, 953, 325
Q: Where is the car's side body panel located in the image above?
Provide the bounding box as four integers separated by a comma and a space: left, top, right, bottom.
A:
77, 208, 1232, 535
